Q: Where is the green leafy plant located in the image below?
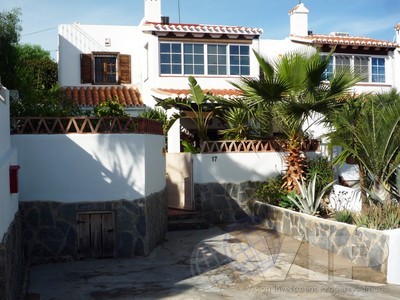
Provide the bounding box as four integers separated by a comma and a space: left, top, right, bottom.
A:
279, 192, 298, 210
353, 201, 400, 230
181, 140, 199, 153
254, 176, 287, 206
139, 108, 168, 134
157, 76, 218, 146
306, 157, 335, 194
286, 175, 335, 216
94, 99, 127, 117
334, 209, 354, 224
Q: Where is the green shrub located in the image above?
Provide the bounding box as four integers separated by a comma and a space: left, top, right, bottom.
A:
94, 99, 127, 117
334, 209, 354, 224
279, 192, 298, 210
254, 176, 287, 206
306, 157, 335, 194
353, 201, 400, 230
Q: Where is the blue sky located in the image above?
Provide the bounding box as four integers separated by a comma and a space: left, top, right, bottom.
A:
2, 0, 400, 60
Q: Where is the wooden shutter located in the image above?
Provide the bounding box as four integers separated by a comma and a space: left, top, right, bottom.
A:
80, 53, 93, 84
118, 54, 131, 84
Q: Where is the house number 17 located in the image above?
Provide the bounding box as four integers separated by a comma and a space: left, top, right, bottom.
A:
212, 156, 217, 162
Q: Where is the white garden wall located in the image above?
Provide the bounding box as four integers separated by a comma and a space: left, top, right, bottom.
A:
0, 86, 18, 238
11, 133, 165, 203
193, 152, 284, 184
193, 151, 320, 184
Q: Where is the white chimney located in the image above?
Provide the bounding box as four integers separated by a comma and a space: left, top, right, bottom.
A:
144, 0, 162, 23
289, 2, 309, 36
395, 23, 400, 44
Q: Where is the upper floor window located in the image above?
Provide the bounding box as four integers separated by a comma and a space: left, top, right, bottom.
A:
208, 45, 227, 75
160, 43, 182, 75
184, 44, 204, 75
230, 45, 250, 76
94, 54, 117, 84
321, 54, 386, 83
80, 52, 131, 85
159, 42, 250, 76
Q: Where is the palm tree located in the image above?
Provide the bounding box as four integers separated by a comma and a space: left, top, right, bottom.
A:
157, 76, 218, 147
330, 91, 400, 204
233, 50, 361, 191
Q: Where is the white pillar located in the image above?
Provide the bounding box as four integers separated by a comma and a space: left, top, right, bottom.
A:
167, 108, 181, 153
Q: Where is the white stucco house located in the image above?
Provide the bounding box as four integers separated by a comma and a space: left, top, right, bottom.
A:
58, 0, 400, 152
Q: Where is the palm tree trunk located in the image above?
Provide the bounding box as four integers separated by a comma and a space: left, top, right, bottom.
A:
282, 138, 307, 192
358, 163, 368, 212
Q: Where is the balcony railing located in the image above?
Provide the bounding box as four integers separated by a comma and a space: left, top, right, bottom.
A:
10, 117, 163, 135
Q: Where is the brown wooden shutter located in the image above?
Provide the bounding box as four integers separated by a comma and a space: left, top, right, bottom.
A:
118, 54, 131, 84
80, 53, 93, 84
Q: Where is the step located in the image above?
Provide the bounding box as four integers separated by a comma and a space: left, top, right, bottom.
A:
168, 218, 209, 231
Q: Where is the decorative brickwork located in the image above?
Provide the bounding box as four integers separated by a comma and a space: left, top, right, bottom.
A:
200, 139, 320, 153
10, 117, 163, 135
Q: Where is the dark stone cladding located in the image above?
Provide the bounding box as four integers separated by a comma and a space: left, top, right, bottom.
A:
0, 212, 23, 300
19, 188, 167, 265
194, 182, 261, 224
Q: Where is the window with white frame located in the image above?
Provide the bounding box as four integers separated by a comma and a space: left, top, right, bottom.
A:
184, 44, 204, 75
160, 42, 250, 76
160, 43, 182, 75
208, 44, 227, 75
372, 58, 385, 83
230, 45, 250, 75
321, 54, 386, 83
354, 56, 369, 82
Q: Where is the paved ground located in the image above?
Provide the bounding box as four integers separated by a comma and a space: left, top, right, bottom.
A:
27, 225, 400, 299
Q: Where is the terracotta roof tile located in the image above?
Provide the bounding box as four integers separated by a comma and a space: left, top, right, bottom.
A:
288, 3, 309, 15
291, 34, 397, 48
155, 88, 242, 99
63, 86, 144, 107
144, 22, 263, 37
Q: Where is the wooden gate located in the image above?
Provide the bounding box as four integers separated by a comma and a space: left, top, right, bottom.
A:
166, 153, 193, 210
77, 212, 115, 258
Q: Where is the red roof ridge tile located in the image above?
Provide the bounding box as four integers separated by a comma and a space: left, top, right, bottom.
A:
291, 34, 397, 48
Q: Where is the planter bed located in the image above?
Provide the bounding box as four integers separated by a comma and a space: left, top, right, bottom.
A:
250, 201, 400, 285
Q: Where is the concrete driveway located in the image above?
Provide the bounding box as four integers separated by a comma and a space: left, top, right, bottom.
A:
27, 225, 400, 299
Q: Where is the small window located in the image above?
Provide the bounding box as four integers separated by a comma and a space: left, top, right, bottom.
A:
229, 45, 250, 75
184, 44, 204, 75
160, 42, 182, 74
322, 55, 334, 80
208, 45, 227, 75
354, 56, 369, 82
94, 54, 117, 84
335, 55, 351, 72
372, 58, 385, 83
80, 53, 131, 85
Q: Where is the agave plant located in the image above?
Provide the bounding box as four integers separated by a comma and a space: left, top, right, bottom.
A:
286, 174, 335, 216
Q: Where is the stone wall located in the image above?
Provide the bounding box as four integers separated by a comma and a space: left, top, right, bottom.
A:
0, 212, 23, 300
20, 188, 167, 264
251, 201, 389, 276
194, 182, 260, 223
